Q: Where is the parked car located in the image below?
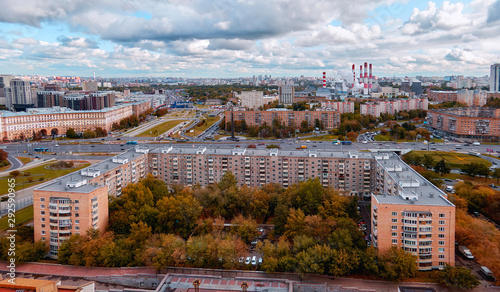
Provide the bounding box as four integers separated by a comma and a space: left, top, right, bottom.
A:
251, 256, 257, 265
245, 257, 251, 265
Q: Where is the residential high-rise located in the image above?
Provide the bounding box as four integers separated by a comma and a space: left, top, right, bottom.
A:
490, 64, 500, 92
279, 85, 294, 105
0, 75, 14, 106
236, 91, 264, 109
5, 78, 34, 111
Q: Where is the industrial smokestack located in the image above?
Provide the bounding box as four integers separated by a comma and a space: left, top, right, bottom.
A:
323, 72, 326, 89
352, 64, 355, 88
364, 62, 368, 95
369, 63, 373, 92
359, 65, 363, 86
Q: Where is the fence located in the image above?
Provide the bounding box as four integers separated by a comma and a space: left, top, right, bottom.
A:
0, 195, 33, 217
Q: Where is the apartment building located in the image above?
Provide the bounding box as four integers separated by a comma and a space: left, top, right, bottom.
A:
0, 100, 150, 141
236, 91, 264, 109
427, 108, 500, 138
320, 101, 355, 114
33, 147, 150, 258
225, 109, 341, 129
457, 89, 487, 107
360, 99, 428, 117
428, 91, 457, 103
149, 147, 374, 195
371, 152, 455, 271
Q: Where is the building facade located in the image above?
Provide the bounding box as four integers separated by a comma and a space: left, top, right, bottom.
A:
34, 147, 150, 258
5, 79, 34, 111
0, 100, 151, 141
360, 99, 428, 117
457, 89, 487, 107
279, 85, 294, 105
490, 64, 500, 92
427, 108, 500, 138
428, 91, 457, 103
320, 101, 355, 114
33, 146, 456, 269
236, 91, 264, 109
224, 109, 341, 129
371, 153, 455, 271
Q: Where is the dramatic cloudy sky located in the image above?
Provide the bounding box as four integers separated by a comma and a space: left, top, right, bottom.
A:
0, 0, 499, 77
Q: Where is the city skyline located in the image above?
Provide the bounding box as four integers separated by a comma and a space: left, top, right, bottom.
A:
1, 0, 500, 78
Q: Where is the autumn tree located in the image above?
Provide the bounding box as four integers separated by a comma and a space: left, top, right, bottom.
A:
230, 215, 259, 244
379, 246, 418, 282
438, 265, 480, 289
157, 189, 202, 238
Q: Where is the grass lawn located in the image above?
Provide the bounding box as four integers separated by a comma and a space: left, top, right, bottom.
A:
0, 206, 33, 231
374, 134, 392, 141
185, 116, 219, 137
17, 157, 33, 164
0, 164, 11, 172
409, 151, 492, 169
135, 120, 187, 137
0, 162, 90, 195
441, 173, 498, 185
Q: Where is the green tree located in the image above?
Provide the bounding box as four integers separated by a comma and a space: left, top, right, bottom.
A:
230, 215, 259, 244
66, 128, 79, 138
434, 159, 451, 175
493, 168, 500, 183
437, 265, 480, 289
422, 154, 435, 170
157, 192, 203, 238
218, 171, 238, 191
380, 246, 418, 282
83, 130, 97, 139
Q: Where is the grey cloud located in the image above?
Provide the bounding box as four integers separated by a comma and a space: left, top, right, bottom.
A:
487, 0, 500, 23
207, 39, 255, 51
57, 36, 98, 48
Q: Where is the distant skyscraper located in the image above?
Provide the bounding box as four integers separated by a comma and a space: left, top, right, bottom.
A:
0, 75, 14, 106
411, 78, 423, 95
490, 64, 500, 92
279, 85, 294, 105
6, 79, 34, 111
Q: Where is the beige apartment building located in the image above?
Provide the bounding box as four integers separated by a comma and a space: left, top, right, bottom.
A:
0, 100, 150, 141
33, 147, 150, 258
371, 153, 455, 270
34, 146, 455, 269
225, 109, 341, 129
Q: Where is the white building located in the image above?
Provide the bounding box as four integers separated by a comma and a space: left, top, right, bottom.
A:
279, 85, 294, 105
236, 91, 264, 109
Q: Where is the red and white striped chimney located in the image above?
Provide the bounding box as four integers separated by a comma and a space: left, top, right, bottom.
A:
364, 62, 368, 90
369, 63, 373, 91
323, 72, 326, 89
359, 65, 363, 86
352, 64, 355, 88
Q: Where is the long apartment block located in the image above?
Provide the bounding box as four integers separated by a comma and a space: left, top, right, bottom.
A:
34, 146, 455, 270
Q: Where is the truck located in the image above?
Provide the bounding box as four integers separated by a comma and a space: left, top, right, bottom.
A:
468, 151, 481, 157
126, 141, 138, 145
459, 245, 474, 259
341, 141, 352, 145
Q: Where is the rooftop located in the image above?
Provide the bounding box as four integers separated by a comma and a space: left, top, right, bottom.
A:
373, 152, 454, 207
35, 147, 148, 193
428, 107, 500, 118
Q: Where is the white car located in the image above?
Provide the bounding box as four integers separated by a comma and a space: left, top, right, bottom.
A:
472, 141, 480, 146
245, 257, 251, 265
251, 256, 257, 265
362, 140, 367, 144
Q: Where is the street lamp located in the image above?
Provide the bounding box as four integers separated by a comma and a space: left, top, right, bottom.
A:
193, 279, 201, 292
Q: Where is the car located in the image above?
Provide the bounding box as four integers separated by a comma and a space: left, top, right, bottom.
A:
116, 138, 121, 140
245, 257, 251, 265
239, 257, 244, 263
54, 144, 59, 147
362, 140, 367, 144
91, 145, 95, 147
258, 257, 263, 265
367, 241, 371, 247
251, 256, 257, 265
472, 141, 481, 146
444, 179, 453, 182
35, 156, 40, 158
121, 148, 125, 150
358, 226, 367, 231
306, 140, 310, 143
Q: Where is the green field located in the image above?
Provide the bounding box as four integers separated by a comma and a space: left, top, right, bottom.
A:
299, 134, 340, 141
0, 162, 90, 195
136, 120, 187, 137
185, 116, 220, 137
375, 134, 444, 143
0, 206, 33, 230
409, 151, 492, 169
17, 157, 33, 164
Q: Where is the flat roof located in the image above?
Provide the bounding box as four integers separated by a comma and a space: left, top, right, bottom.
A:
372, 152, 454, 207
0, 278, 58, 289
35, 148, 147, 193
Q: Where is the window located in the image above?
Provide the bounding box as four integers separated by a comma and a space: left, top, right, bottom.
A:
439, 255, 445, 259
40, 198, 45, 202
439, 241, 445, 245
75, 200, 79, 204
41, 224, 45, 228
439, 248, 445, 253
41, 217, 45, 222
439, 213, 445, 218
392, 211, 398, 216
75, 206, 79, 211
439, 220, 445, 225
392, 232, 397, 237
75, 213, 79, 217
439, 262, 445, 266
40, 204, 45, 209
392, 239, 398, 244
391, 225, 397, 230
75, 226, 79, 231
439, 227, 445, 232
439, 234, 445, 238
41, 237, 45, 241
41, 230, 45, 235
392, 218, 398, 223
41, 211, 45, 215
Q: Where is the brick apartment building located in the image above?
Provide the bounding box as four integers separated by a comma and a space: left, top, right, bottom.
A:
360, 99, 428, 117
225, 109, 341, 129
427, 108, 500, 139
34, 146, 455, 269
34, 147, 149, 258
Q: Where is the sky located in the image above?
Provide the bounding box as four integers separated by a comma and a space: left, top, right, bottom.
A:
0, 0, 499, 78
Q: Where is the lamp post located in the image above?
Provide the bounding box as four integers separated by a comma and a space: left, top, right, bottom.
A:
193, 279, 201, 292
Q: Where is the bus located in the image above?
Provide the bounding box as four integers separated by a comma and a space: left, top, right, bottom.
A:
126, 141, 138, 145
468, 151, 481, 157
34, 148, 48, 152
